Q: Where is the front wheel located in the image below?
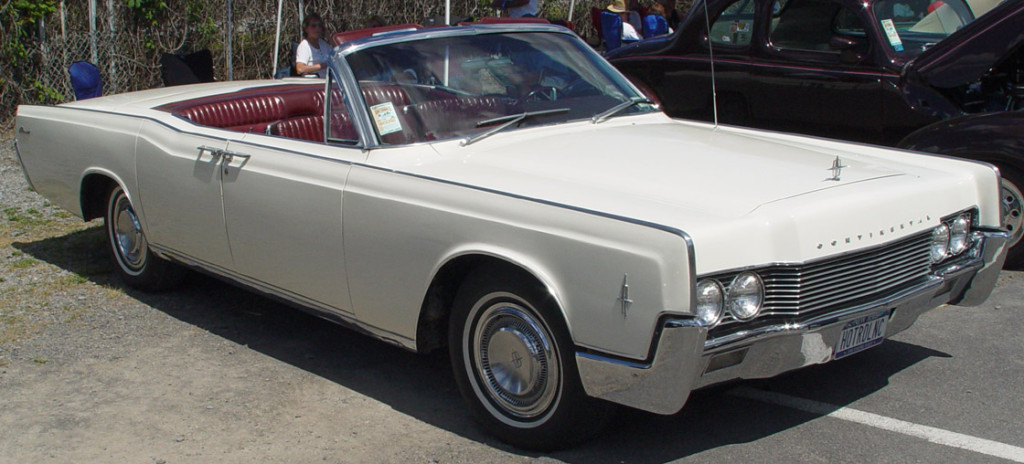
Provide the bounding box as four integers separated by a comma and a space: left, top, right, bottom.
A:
449, 267, 613, 450
997, 165, 1024, 268
105, 185, 184, 291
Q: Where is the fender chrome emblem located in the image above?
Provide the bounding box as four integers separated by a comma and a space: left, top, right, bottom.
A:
618, 274, 633, 318
826, 156, 848, 182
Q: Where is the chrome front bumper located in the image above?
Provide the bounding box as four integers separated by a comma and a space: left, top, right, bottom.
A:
576, 230, 1009, 415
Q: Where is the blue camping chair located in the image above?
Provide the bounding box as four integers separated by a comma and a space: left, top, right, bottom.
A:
601, 11, 623, 51
68, 61, 102, 100
642, 14, 669, 38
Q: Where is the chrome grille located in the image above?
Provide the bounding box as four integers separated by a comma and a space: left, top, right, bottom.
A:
708, 231, 933, 334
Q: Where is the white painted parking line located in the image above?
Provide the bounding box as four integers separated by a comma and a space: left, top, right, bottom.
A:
729, 386, 1024, 463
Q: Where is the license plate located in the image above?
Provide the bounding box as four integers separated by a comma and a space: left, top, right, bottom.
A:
834, 311, 888, 360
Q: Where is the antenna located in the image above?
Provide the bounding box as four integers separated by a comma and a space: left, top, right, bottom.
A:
703, 1, 719, 128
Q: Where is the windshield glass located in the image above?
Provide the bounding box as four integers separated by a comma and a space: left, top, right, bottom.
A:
872, 0, 974, 59
340, 31, 655, 145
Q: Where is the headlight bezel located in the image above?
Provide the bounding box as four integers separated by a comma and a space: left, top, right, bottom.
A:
948, 214, 971, 256
726, 271, 765, 322
930, 223, 951, 263
694, 279, 725, 327
931, 210, 977, 265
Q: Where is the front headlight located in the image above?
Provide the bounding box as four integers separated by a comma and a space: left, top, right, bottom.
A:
727, 272, 764, 321
948, 215, 971, 256
695, 279, 724, 326
930, 223, 950, 263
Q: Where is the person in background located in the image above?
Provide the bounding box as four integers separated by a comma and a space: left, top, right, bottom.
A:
647, 1, 674, 35
607, 0, 641, 42
624, 0, 643, 34
490, 0, 541, 18
295, 13, 331, 78
657, 0, 682, 30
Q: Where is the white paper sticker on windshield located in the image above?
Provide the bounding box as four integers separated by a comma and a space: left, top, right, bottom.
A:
880, 19, 904, 52
370, 102, 402, 136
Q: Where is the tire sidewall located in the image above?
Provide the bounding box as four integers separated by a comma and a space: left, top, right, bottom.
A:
104, 185, 183, 291
996, 164, 1024, 267
106, 186, 147, 278
458, 289, 564, 429
448, 267, 609, 450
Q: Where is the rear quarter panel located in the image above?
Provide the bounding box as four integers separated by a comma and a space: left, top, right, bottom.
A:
15, 105, 142, 217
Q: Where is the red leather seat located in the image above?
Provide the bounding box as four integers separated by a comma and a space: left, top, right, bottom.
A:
179, 94, 288, 133
269, 115, 323, 142
413, 96, 510, 139
269, 112, 358, 143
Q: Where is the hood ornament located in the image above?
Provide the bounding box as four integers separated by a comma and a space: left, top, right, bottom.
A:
826, 156, 848, 182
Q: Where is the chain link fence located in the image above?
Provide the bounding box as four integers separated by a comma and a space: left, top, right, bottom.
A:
2, 0, 690, 129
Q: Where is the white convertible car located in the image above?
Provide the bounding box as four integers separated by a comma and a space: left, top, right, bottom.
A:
14, 24, 1009, 449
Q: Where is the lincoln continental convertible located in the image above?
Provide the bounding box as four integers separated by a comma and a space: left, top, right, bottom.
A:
14, 24, 1009, 449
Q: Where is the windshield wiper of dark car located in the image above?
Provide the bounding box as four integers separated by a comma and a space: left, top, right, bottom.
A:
591, 96, 653, 124
461, 108, 570, 147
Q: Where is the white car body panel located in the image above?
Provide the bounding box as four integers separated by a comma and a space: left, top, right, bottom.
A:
11, 26, 1008, 421
14, 96, 1003, 359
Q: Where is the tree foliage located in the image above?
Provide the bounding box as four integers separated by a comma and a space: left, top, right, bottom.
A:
1, 0, 693, 128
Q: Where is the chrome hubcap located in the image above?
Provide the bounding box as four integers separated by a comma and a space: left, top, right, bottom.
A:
112, 194, 148, 272
1001, 178, 1024, 249
472, 302, 558, 419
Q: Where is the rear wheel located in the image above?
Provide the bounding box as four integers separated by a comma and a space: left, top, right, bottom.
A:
105, 185, 184, 291
449, 266, 613, 450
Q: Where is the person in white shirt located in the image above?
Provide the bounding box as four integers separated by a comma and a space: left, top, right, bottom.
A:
295, 13, 331, 78
607, 0, 641, 42
491, 0, 540, 18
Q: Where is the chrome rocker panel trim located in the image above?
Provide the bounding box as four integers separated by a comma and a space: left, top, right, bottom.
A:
576, 230, 1008, 415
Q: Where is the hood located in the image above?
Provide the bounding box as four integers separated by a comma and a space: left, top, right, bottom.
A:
425, 119, 906, 222
907, 0, 1024, 88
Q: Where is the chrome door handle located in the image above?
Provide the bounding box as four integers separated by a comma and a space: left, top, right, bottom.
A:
221, 150, 251, 161
197, 145, 224, 157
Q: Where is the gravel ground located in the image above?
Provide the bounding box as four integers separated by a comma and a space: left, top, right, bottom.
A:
0, 131, 539, 462
2, 130, 1021, 464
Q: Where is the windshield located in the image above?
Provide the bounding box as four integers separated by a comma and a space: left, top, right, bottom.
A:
872, 0, 975, 59
339, 31, 655, 145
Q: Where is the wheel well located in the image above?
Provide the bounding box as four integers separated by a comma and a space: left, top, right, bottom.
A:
415, 255, 544, 353
80, 174, 117, 221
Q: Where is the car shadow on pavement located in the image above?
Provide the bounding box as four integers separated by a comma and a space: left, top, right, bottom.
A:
15, 229, 953, 462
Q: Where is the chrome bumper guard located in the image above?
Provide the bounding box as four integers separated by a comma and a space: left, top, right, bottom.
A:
576, 230, 1009, 415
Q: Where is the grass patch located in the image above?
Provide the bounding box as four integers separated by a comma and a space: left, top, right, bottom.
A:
61, 274, 88, 285
10, 258, 37, 269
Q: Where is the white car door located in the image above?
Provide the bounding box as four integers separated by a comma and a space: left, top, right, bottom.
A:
135, 121, 233, 269
220, 132, 364, 314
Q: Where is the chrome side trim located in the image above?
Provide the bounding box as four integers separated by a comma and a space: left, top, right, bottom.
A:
13, 136, 36, 191
150, 244, 417, 352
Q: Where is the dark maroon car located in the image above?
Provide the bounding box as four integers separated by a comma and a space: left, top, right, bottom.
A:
607, 0, 1024, 264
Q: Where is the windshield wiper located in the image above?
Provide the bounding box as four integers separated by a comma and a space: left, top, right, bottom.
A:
591, 97, 652, 124
461, 108, 570, 147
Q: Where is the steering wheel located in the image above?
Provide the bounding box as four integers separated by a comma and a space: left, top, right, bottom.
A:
516, 86, 558, 106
